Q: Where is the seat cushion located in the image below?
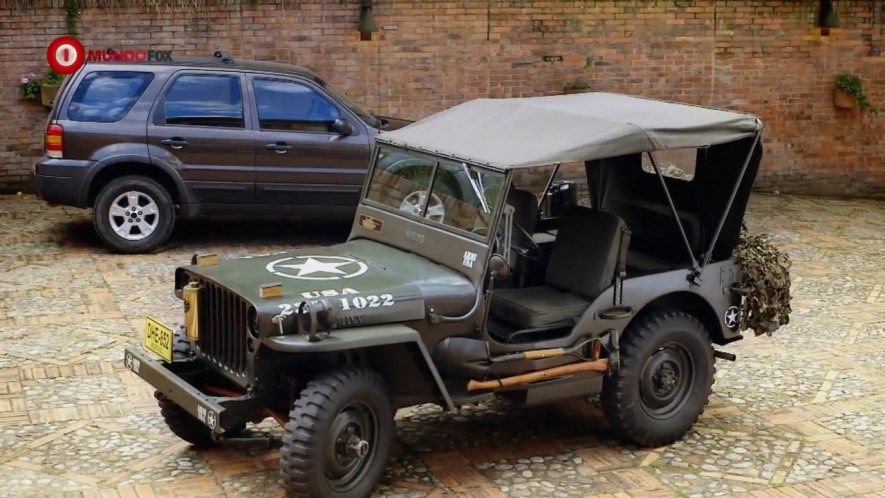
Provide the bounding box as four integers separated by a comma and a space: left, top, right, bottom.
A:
490, 286, 590, 329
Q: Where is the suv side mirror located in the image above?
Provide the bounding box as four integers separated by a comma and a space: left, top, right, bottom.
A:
330, 118, 354, 136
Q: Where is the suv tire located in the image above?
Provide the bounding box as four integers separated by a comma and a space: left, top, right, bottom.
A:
93, 175, 175, 253
280, 367, 394, 498
602, 311, 714, 447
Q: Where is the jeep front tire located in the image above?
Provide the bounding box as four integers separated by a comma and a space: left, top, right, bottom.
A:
93, 175, 175, 253
280, 367, 394, 498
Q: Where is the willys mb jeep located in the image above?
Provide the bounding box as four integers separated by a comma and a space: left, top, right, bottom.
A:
124, 93, 767, 497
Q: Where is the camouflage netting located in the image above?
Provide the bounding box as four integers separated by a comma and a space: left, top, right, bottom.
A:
731, 226, 793, 336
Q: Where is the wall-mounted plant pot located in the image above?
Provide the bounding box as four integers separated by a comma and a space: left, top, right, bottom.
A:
563, 87, 592, 95
833, 88, 857, 109
40, 84, 60, 108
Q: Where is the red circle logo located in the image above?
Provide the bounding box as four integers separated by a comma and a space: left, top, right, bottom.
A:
47, 36, 85, 74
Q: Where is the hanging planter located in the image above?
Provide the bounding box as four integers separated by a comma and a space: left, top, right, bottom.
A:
834, 73, 878, 113
833, 87, 856, 109
40, 70, 64, 108
40, 83, 61, 108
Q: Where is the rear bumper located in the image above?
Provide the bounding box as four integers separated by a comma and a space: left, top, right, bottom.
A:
123, 347, 261, 435
33, 158, 95, 207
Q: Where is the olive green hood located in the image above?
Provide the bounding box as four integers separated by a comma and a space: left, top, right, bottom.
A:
175, 238, 475, 335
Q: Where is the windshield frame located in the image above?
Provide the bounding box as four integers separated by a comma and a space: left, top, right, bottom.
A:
361, 144, 509, 243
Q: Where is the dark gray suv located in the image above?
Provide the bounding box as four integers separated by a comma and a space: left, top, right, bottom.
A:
34, 52, 408, 253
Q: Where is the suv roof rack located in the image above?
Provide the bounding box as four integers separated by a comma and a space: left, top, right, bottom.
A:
213, 50, 234, 64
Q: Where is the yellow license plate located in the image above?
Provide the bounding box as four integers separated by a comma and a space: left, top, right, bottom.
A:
144, 317, 173, 363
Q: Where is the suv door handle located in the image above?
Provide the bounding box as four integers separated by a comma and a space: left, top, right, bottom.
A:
161, 137, 188, 150
265, 142, 292, 154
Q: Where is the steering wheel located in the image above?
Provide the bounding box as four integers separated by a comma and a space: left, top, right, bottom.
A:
513, 224, 543, 260
399, 191, 445, 223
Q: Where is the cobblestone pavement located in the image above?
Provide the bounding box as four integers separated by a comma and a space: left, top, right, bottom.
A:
0, 193, 883, 498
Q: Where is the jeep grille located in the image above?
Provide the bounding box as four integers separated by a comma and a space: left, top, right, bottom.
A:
194, 278, 250, 377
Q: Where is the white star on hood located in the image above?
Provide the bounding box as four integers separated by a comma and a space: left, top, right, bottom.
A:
279, 257, 351, 277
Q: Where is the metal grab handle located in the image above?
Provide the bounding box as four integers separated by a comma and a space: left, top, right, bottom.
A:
161, 137, 188, 150
265, 142, 292, 154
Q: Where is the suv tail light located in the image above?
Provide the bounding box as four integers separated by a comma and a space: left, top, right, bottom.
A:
45, 124, 63, 159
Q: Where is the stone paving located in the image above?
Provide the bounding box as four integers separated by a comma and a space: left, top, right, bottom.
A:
0, 192, 883, 498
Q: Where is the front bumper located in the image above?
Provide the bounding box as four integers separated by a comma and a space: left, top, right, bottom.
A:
123, 347, 261, 435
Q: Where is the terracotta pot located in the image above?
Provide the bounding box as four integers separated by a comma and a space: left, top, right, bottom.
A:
40, 84, 60, 108
833, 88, 857, 109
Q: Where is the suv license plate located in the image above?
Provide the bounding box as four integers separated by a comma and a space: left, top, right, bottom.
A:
144, 317, 173, 363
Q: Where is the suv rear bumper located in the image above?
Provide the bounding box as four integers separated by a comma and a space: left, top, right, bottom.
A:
33, 158, 95, 207
122, 347, 261, 435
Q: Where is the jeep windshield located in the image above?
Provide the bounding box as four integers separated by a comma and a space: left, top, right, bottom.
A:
364, 145, 505, 240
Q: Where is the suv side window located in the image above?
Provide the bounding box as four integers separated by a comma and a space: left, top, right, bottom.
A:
163, 74, 244, 128
252, 78, 341, 132
67, 71, 154, 123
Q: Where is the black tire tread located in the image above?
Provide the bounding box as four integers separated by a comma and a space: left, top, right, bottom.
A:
156, 391, 216, 448
602, 311, 715, 447
280, 367, 391, 498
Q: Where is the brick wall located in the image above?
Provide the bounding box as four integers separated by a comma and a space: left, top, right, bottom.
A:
1, 0, 882, 197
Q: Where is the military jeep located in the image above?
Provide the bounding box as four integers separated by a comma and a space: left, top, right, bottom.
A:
124, 93, 767, 497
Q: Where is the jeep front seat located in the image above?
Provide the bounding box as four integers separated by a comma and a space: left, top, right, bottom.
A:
489, 207, 629, 332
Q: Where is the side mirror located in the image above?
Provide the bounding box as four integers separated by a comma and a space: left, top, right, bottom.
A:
330, 118, 354, 136
488, 254, 511, 280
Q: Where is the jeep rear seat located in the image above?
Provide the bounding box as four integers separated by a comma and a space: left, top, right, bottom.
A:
605, 197, 703, 274
489, 208, 629, 330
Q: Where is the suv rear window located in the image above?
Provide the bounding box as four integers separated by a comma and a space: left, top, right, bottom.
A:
67, 71, 154, 123
163, 74, 244, 128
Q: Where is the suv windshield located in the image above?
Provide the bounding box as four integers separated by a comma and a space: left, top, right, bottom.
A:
365, 145, 505, 238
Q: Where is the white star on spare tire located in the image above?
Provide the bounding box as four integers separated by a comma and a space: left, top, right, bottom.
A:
266, 255, 369, 280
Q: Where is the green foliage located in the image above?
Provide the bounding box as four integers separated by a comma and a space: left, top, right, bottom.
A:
835, 73, 878, 113
19, 69, 63, 100
64, 0, 82, 35
19, 73, 41, 100
44, 69, 64, 86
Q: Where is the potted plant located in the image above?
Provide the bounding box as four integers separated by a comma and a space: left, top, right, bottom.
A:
834, 73, 878, 112
19, 73, 41, 101
40, 70, 64, 108
564, 78, 591, 95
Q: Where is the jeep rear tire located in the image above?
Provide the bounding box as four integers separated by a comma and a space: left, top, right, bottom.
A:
602, 311, 714, 447
280, 367, 394, 498
93, 175, 175, 253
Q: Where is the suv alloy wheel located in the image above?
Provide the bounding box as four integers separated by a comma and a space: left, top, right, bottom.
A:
93, 175, 176, 253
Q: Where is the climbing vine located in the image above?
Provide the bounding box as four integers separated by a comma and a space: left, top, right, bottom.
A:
63, 0, 82, 35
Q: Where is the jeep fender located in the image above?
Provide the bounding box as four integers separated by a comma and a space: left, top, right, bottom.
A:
573, 260, 743, 345
264, 324, 455, 411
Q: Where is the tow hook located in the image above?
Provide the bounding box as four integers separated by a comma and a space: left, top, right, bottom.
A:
714, 350, 736, 361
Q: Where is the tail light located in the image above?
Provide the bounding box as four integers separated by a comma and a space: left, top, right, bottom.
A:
45, 124, 63, 159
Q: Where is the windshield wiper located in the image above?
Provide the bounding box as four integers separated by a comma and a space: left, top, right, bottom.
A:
461, 163, 490, 213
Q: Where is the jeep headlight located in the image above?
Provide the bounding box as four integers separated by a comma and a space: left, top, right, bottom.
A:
296, 298, 339, 341
182, 281, 202, 341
